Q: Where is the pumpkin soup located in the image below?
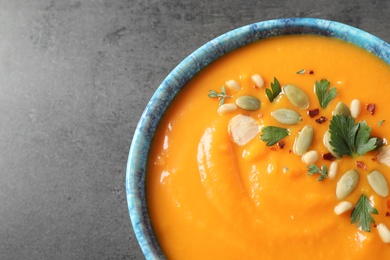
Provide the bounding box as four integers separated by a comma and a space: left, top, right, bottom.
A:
146, 34, 390, 259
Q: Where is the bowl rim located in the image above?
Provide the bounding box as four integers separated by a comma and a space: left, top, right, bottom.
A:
126, 17, 390, 259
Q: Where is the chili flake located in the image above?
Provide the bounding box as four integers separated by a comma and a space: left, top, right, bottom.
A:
315, 116, 327, 124
356, 161, 368, 170
322, 153, 335, 161
366, 103, 376, 115
308, 109, 319, 118
277, 141, 285, 149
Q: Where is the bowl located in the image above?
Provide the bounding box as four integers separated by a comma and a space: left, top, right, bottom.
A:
126, 17, 390, 259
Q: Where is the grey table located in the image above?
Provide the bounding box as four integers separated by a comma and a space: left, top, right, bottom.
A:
1, 0, 389, 259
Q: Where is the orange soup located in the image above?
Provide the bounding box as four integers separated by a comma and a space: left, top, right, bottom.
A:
146, 35, 390, 259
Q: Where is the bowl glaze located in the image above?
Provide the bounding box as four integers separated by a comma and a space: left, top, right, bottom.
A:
126, 18, 390, 259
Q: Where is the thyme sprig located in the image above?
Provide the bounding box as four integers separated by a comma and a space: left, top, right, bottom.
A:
208, 86, 231, 105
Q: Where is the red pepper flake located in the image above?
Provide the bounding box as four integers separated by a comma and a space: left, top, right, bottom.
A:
308, 109, 319, 118
315, 116, 327, 124
366, 103, 376, 115
386, 212, 390, 217
277, 141, 285, 149
356, 161, 368, 170
371, 157, 377, 162
387, 200, 390, 209
322, 153, 335, 161
269, 147, 277, 151
308, 70, 314, 74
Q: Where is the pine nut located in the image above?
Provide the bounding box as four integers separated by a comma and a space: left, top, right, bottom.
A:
217, 103, 238, 115
377, 223, 390, 243
226, 80, 241, 91
328, 161, 338, 180
334, 201, 353, 215
376, 146, 390, 167
251, 74, 264, 88
350, 99, 361, 118
301, 150, 319, 164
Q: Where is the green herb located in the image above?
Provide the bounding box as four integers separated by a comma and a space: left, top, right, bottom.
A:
378, 120, 385, 126
329, 115, 378, 157
208, 86, 230, 105
307, 164, 328, 181
351, 194, 378, 232
265, 77, 281, 102
260, 126, 289, 146
315, 79, 338, 109
355, 121, 378, 156
296, 69, 306, 74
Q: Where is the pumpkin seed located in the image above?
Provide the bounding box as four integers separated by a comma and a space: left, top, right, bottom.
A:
293, 125, 314, 156
323, 130, 341, 158
334, 102, 351, 117
236, 95, 261, 111
272, 108, 302, 125
367, 170, 389, 197
334, 201, 353, 215
336, 169, 359, 200
283, 84, 309, 109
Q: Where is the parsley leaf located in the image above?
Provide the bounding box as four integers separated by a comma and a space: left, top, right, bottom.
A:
315, 79, 338, 109
329, 115, 378, 157
355, 121, 378, 156
329, 115, 357, 156
307, 164, 328, 181
260, 126, 289, 146
351, 194, 378, 232
265, 77, 281, 102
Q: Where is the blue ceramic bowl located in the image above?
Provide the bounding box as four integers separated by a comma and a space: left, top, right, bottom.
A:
126, 18, 390, 259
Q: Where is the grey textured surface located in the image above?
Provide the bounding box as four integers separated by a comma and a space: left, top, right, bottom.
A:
1, 0, 390, 259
